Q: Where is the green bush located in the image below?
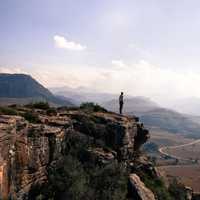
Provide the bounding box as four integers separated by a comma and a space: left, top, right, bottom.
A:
26, 102, 50, 110
138, 171, 171, 200
48, 157, 128, 200
22, 111, 41, 123
168, 179, 188, 200
138, 171, 189, 200
40, 135, 128, 200
0, 106, 18, 115
80, 102, 107, 112
46, 108, 57, 116
88, 164, 128, 200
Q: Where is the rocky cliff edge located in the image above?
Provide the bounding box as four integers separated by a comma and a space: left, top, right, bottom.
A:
0, 106, 152, 199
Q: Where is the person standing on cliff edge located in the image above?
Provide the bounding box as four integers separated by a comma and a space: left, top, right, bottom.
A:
119, 92, 124, 114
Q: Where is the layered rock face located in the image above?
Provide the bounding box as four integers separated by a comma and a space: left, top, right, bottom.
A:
0, 109, 149, 199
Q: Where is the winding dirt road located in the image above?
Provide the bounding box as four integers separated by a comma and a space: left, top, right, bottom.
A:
159, 139, 200, 162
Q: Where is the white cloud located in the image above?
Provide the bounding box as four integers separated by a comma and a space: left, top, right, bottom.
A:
0, 67, 27, 74
111, 60, 127, 69
54, 35, 86, 51
2, 61, 200, 107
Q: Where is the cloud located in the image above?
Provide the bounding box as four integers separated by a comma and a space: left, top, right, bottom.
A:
2, 60, 200, 107
0, 67, 27, 74
54, 35, 86, 51
111, 60, 127, 69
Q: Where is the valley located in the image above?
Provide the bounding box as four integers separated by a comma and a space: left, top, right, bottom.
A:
147, 128, 200, 193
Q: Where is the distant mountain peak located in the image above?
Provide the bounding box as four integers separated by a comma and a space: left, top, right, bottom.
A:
0, 73, 73, 106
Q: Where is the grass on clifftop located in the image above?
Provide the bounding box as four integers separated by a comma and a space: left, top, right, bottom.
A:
0, 106, 18, 115
80, 102, 107, 112
25, 101, 50, 110
22, 111, 41, 124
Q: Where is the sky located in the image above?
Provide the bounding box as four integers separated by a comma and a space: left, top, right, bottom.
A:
1, 0, 200, 105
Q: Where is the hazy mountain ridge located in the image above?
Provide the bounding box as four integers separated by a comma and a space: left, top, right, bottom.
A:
102, 98, 200, 138
168, 97, 200, 116
136, 108, 200, 137
50, 86, 118, 105
50, 86, 160, 112
102, 97, 160, 114
104, 98, 200, 137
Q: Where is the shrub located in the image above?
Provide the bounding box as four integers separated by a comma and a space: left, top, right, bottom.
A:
42, 135, 128, 200
22, 111, 41, 123
88, 163, 128, 200
46, 108, 57, 116
138, 171, 171, 200
48, 157, 128, 200
168, 179, 188, 200
0, 106, 18, 115
80, 102, 107, 112
26, 102, 50, 110
8, 104, 17, 108
138, 172, 188, 200
57, 106, 79, 112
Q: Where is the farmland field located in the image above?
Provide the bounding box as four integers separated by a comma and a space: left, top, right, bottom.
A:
158, 165, 200, 193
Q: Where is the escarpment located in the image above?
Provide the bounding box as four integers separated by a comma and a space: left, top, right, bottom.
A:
0, 107, 151, 200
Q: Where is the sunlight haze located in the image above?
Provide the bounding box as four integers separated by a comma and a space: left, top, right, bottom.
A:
1, 0, 200, 106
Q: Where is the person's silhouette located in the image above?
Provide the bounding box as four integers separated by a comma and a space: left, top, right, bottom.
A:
119, 92, 124, 114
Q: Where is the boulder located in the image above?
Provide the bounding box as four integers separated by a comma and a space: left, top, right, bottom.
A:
129, 173, 155, 200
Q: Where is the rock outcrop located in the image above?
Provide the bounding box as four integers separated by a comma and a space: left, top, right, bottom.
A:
0, 108, 150, 199
129, 173, 155, 200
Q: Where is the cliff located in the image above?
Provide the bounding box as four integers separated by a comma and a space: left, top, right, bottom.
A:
0, 105, 152, 200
